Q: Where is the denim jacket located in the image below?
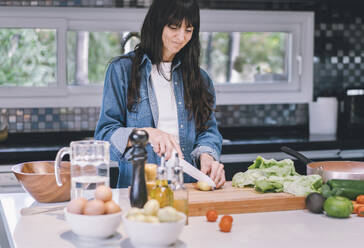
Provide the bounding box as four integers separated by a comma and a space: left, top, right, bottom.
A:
94, 52, 222, 188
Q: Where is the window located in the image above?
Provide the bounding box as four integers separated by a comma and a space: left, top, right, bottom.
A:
200, 11, 314, 104
0, 7, 313, 107
200, 32, 290, 84
0, 28, 57, 87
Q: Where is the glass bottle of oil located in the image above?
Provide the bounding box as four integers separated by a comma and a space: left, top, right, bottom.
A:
171, 154, 189, 224
144, 163, 157, 199
150, 157, 173, 208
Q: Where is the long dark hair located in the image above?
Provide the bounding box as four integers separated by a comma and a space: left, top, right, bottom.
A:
127, 0, 214, 131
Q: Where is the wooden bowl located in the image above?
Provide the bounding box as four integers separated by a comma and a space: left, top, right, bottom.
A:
12, 161, 71, 203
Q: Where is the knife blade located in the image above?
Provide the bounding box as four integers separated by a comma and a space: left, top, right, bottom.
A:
179, 158, 216, 188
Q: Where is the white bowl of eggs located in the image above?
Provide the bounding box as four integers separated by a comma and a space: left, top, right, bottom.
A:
64, 185, 122, 239
122, 199, 186, 247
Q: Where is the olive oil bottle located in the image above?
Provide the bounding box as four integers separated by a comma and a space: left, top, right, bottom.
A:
171, 154, 189, 224
150, 157, 173, 208
144, 163, 157, 199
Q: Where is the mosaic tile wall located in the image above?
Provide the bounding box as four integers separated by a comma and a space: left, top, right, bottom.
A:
0, 107, 99, 133
215, 104, 307, 127
1, 0, 363, 133
0, 104, 307, 133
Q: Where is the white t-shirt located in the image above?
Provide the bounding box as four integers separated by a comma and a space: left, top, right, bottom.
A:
150, 62, 179, 142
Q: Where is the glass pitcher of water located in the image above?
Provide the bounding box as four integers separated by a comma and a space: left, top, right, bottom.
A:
54, 140, 110, 200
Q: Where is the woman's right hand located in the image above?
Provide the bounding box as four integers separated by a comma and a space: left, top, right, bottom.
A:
142, 127, 183, 161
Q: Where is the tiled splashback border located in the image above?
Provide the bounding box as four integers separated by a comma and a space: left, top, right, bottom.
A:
216, 104, 307, 127
0, 104, 307, 133
0, 107, 99, 133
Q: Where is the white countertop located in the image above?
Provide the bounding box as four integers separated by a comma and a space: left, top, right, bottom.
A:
0, 189, 363, 248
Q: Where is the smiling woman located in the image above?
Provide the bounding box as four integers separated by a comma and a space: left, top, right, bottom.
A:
161, 20, 194, 62
94, 0, 225, 188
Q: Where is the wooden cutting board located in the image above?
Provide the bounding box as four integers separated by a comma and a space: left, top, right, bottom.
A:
185, 181, 306, 216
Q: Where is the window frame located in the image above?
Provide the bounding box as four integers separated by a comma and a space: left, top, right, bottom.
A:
0, 7, 313, 107
200, 10, 314, 105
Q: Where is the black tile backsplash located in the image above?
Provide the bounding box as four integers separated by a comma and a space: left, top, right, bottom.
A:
1, 0, 363, 133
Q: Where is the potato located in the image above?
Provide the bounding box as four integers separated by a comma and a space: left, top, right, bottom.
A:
144, 199, 160, 216
197, 181, 212, 191
145, 215, 160, 223
127, 213, 148, 222
126, 207, 145, 217
157, 206, 182, 222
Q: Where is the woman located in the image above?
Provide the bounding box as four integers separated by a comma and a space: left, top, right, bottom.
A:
95, 0, 225, 188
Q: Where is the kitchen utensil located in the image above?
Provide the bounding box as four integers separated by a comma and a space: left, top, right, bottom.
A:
64, 208, 122, 239
122, 212, 186, 247
20, 205, 66, 216
179, 158, 216, 188
12, 161, 71, 203
54, 140, 110, 200
186, 181, 305, 216
280, 146, 364, 182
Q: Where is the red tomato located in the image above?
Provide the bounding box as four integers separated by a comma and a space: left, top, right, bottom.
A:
219, 218, 232, 232
356, 195, 364, 204
206, 210, 218, 222
357, 206, 364, 217
221, 215, 233, 223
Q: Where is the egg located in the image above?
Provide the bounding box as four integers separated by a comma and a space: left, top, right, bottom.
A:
95, 185, 113, 202
104, 200, 121, 214
67, 197, 87, 214
83, 199, 106, 215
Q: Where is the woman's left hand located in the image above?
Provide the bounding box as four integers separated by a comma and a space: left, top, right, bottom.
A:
200, 153, 225, 189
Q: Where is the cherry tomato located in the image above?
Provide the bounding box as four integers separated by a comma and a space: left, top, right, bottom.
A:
219, 218, 232, 232
221, 215, 233, 223
356, 195, 364, 204
357, 206, 364, 217
206, 210, 218, 222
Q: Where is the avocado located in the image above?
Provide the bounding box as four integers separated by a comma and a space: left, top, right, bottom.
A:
305, 192, 325, 214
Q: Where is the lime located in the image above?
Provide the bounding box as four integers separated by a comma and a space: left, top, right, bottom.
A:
323, 196, 353, 218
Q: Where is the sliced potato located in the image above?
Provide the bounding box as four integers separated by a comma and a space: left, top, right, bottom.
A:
197, 181, 212, 191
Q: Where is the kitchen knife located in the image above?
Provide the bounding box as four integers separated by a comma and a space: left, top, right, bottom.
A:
179, 158, 216, 188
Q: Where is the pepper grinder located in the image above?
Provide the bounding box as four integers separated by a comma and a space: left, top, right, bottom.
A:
129, 129, 148, 208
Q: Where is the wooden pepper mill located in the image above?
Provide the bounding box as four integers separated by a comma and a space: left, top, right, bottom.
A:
129, 129, 148, 208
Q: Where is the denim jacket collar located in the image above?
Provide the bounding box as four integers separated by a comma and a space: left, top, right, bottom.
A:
140, 53, 181, 71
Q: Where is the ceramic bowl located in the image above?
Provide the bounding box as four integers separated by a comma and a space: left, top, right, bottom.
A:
12, 161, 71, 203
64, 208, 122, 239
122, 212, 186, 247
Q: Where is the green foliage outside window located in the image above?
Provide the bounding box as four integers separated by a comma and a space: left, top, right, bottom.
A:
67, 31, 121, 85
0, 29, 56, 87
1, 29, 287, 87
